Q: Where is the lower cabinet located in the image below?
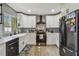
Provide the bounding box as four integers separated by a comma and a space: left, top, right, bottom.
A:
47, 33, 56, 45
0, 33, 36, 56
47, 32, 59, 47
0, 38, 19, 56
19, 36, 26, 53
0, 43, 6, 56
19, 33, 36, 53
55, 33, 59, 48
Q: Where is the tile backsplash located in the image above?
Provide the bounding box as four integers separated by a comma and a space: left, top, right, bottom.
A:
19, 28, 36, 33
46, 28, 59, 33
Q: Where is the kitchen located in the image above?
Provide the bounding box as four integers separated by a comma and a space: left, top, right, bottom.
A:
0, 3, 79, 56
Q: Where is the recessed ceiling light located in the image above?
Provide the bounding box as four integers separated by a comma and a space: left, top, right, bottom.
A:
27, 10, 31, 12
51, 9, 55, 12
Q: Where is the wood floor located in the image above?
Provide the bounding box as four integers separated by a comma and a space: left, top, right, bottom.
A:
19, 45, 59, 56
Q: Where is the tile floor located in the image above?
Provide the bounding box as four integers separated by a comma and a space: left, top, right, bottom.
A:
19, 45, 59, 56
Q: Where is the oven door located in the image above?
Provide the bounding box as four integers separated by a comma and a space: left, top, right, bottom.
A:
6, 38, 19, 56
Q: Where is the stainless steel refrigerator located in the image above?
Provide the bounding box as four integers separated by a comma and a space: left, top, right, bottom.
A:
59, 9, 79, 56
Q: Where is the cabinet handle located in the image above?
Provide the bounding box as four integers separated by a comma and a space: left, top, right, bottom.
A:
8, 41, 17, 46
64, 47, 73, 53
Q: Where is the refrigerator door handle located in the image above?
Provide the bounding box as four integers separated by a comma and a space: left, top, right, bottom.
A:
64, 47, 73, 53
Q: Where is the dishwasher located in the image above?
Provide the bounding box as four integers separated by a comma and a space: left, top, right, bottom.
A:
6, 38, 19, 56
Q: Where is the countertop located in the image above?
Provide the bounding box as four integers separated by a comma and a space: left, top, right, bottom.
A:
0, 33, 26, 44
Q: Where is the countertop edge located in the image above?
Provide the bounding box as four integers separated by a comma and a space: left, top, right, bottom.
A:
0, 33, 27, 44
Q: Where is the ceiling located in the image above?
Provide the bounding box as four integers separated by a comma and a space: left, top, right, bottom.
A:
7, 3, 65, 15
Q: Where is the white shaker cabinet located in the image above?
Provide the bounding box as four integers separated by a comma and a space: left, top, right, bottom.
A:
22, 14, 28, 27
17, 13, 24, 27
28, 16, 36, 28
47, 32, 56, 45
22, 15, 36, 28
47, 32, 59, 47
55, 33, 59, 48
0, 43, 6, 56
19, 35, 26, 53
46, 16, 59, 28
17, 13, 36, 28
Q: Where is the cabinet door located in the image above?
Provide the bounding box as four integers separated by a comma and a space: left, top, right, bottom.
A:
47, 33, 56, 45
17, 13, 24, 27
19, 36, 25, 53
22, 15, 28, 27
46, 16, 59, 28
47, 33, 59, 47
28, 16, 36, 28
17, 14, 36, 28
0, 44, 6, 56
55, 33, 59, 48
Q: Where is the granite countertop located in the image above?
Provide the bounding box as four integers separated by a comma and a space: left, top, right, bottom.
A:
0, 33, 26, 44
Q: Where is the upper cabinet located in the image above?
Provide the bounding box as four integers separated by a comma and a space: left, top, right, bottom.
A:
28, 16, 36, 28
17, 13, 36, 28
17, 13, 23, 27
46, 15, 60, 28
